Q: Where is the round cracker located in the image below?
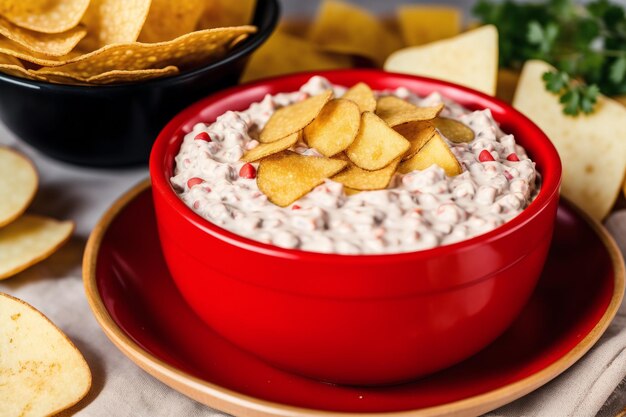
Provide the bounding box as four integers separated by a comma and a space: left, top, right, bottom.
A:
0, 215, 74, 279
0, 147, 38, 227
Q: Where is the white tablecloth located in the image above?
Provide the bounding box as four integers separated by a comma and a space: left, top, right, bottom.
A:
1, 120, 626, 417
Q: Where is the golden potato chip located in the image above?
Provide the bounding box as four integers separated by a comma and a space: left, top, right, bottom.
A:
397, 6, 461, 46
138, 0, 205, 43
242, 131, 300, 162
86, 66, 179, 84
241, 30, 351, 83
376, 96, 444, 127
79, 0, 152, 51
513, 60, 626, 220
332, 157, 400, 190
303, 98, 360, 157
0, 0, 91, 34
342, 82, 376, 113
344, 186, 361, 196
0, 38, 76, 66
257, 152, 347, 207
385, 25, 499, 96
0, 147, 38, 227
308, 0, 402, 66
198, 0, 257, 29
399, 132, 462, 176
346, 112, 410, 171
259, 90, 332, 143
0, 215, 73, 279
0, 17, 86, 57
394, 121, 436, 160
35, 26, 256, 78
434, 117, 475, 143
0, 293, 91, 416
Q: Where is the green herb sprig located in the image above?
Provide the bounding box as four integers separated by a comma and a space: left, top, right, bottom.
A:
473, 0, 626, 116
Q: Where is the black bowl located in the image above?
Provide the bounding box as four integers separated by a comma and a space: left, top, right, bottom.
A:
0, 0, 279, 167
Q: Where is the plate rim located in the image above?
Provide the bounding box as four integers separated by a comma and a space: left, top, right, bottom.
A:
83, 179, 625, 417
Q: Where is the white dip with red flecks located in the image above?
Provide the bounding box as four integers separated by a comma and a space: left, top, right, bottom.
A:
170, 76, 539, 255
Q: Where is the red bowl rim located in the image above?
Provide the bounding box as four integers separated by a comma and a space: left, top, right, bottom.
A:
149, 68, 562, 264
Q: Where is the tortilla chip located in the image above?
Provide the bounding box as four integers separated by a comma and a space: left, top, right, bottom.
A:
399, 131, 462, 176
385, 25, 499, 96
241, 30, 352, 83
376, 96, 444, 127
513, 60, 626, 220
342, 82, 376, 113
0, 147, 38, 227
0, 293, 91, 416
0, 38, 76, 66
198, 0, 257, 29
36, 26, 256, 78
332, 157, 400, 190
260, 90, 332, 143
346, 112, 410, 170
0, 0, 91, 34
308, 0, 402, 66
242, 131, 300, 162
0, 215, 73, 279
79, 0, 151, 51
303, 98, 360, 157
0, 52, 41, 80
138, 0, 205, 43
397, 5, 461, 46
394, 121, 436, 160
257, 152, 347, 207
0, 16, 86, 56
434, 117, 475, 143
87, 66, 179, 84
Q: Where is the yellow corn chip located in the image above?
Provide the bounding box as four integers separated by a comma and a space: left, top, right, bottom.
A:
0, 0, 91, 34
87, 66, 179, 84
0, 38, 76, 66
79, 0, 151, 51
139, 0, 205, 43
434, 117, 475, 143
257, 152, 347, 207
332, 157, 400, 190
260, 90, 332, 143
346, 112, 410, 171
303, 98, 360, 157
308, 0, 402, 66
394, 121, 436, 160
0, 52, 41, 80
242, 131, 300, 162
0, 147, 38, 227
0, 215, 73, 279
0, 17, 86, 57
0, 293, 91, 416
385, 25, 499, 96
397, 6, 461, 46
36, 26, 257, 78
513, 60, 626, 220
399, 132, 462, 176
376, 96, 444, 127
241, 30, 352, 83
198, 0, 257, 29
342, 82, 376, 113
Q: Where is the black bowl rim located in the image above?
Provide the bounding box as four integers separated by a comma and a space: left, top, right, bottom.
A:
0, 0, 280, 91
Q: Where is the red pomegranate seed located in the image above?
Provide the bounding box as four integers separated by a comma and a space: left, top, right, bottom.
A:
194, 132, 212, 142
239, 163, 256, 179
187, 177, 203, 188
478, 150, 495, 162
506, 153, 520, 162
292, 205, 301, 210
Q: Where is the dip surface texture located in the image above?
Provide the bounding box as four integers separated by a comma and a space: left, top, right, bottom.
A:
171, 77, 538, 254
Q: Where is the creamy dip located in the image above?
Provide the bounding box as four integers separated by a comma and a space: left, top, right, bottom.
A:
171, 76, 538, 254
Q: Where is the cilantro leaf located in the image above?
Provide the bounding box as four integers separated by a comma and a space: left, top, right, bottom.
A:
542, 70, 569, 92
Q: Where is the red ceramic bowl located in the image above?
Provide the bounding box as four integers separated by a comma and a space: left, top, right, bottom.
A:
149, 69, 562, 386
